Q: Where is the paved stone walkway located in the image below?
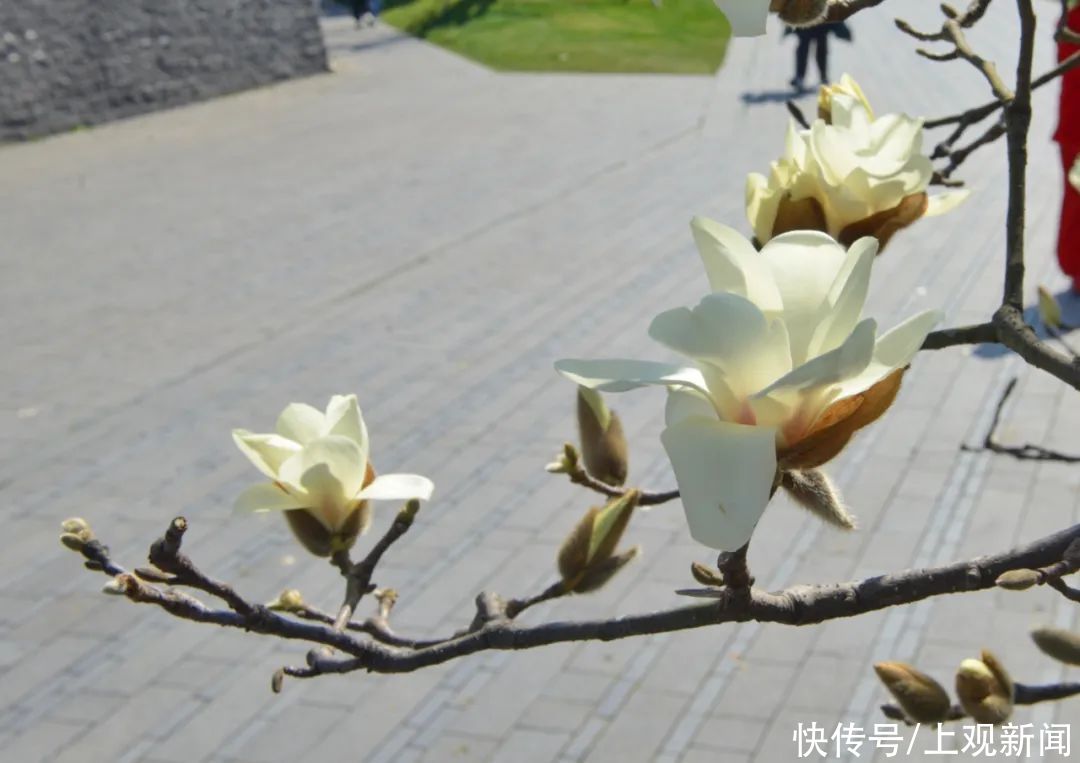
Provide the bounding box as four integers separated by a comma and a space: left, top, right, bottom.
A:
1, 5, 1077, 762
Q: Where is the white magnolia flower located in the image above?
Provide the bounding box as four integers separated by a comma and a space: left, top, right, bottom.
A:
714, 0, 771, 36
233, 395, 433, 553
556, 220, 941, 551
747, 74, 968, 248
818, 73, 873, 122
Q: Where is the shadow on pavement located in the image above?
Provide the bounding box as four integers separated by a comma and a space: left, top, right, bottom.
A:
740, 88, 814, 105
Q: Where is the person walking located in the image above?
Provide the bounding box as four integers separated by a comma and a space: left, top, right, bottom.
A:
351, 0, 377, 27
787, 22, 852, 91
1056, 2, 1080, 285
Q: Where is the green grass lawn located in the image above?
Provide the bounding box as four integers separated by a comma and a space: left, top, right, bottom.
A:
377, 0, 731, 74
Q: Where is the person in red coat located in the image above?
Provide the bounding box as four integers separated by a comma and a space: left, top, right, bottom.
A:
1057, 5, 1080, 285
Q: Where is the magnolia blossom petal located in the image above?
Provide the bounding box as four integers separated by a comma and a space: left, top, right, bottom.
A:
554, 359, 709, 396
357, 473, 435, 502
756, 318, 877, 398
712, 0, 770, 36
279, 435, 366, 505
691, 217, 783, 312
276, 403, 326, 446
746, 173, 783, 245
324, 394, 369, 455
661, 417, 777, 551
231, 430, 302, 480
233, 482, 306, 514
665, 388, 719, 427
924, 189, 971, 217
833, 309, 943, 398
760, 231, 849, 363
807, 236, 878, 357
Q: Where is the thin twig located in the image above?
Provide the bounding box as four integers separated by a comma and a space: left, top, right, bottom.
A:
920, 322, 998, 351
961, 377, 1080, 462
566, 467, 679, 507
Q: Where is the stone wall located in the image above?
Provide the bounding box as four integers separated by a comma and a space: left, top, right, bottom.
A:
0, 1, 328, 141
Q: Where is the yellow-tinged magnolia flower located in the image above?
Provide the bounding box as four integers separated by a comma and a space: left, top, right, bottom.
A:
232, 394, 433, 555
1070, 155, 1080, 191
556, 220, 941, 551
748, 74, 968, 249
818, 74, 873, 123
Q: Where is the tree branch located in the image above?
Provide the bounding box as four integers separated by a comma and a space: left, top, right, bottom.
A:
67, 518, 1080, 680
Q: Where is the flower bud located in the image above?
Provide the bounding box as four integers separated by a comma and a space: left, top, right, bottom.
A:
773, 0, 828, 26
994, 568, 1041, 591
574, 545, 641, 593
1037, 285, 1063, 330
576, 387, 629, 486
102, 576, 130, 596
60, 517, 94, 543
267, 588, 306, 612
955, 651, 1013, 725
690, 561, 726, 587
780, 469, 855, 530
873, 662, 952, 723
1030, 626, 1080, 666
557, 490, 640, 591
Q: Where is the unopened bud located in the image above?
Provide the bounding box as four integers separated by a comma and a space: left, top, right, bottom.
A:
60, 517, 93, 543
267, 588, 306, 612
873, 662, 952, 723
781, 469, 855, 530
557, 490, 640, 589
955, 651, 1013, 725
690, 561, 726, 588
1037, 285, 1063, 330
545, 460, 569, 474
102, 576, 130, 596
271, 669, 285, 694
576, 387, 629, 487
1030, 626, 1080, 666
562, 442, 580, 471
134, 566, 175, 583
995, 568, 1041, 591
574, 545, 641, 593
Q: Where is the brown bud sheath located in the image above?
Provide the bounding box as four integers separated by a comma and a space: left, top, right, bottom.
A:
873, 662, 952, 723
780, 469, 856, 530
837, 192, 929, 252
770, 194, 828, 239
575, 546, 641, 593
577, 388, 629, 486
